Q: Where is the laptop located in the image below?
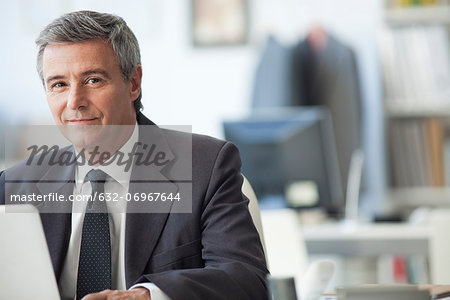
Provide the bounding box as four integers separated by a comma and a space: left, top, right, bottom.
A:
0, 204, 61, 300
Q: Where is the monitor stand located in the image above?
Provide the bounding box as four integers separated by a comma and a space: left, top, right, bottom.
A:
258, 194, 289, 210
343, 149, 365, 226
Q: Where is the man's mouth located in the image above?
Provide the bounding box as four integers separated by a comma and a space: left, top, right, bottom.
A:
67, 118, 99, 124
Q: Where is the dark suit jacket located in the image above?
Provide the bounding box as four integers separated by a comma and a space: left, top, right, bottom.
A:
293, 35, 362, 201
251, 35, 302, 108
0, 113, 268, 300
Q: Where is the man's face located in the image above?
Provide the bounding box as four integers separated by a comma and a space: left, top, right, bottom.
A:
42, 39, 140, 127
42, 39, 141, 150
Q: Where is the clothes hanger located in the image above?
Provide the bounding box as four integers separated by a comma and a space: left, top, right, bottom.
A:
307, 25, 328, 53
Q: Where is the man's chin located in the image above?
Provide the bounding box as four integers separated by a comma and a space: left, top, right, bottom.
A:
57, 124, 134, 159
59, 124, 106, 149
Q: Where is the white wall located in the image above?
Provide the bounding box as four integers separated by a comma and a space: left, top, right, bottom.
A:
0, 0, 256, 134
0, 0, 385, 214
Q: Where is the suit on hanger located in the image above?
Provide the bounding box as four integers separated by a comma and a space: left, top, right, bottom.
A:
292, 34, 363, 201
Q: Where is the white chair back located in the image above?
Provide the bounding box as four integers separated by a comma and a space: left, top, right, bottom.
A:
241, 175, 267, 259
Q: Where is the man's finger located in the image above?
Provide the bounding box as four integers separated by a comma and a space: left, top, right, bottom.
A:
81, 290, 111, 300
81, 289, 150, 300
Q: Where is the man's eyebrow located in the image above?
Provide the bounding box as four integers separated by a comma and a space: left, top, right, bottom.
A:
45, 69, 111, 86
45, 75, 65, 86
81, 69, 111, 79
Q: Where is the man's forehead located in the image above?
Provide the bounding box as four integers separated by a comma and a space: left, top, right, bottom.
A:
42, 40, 118, 77
43, 40, 112, 60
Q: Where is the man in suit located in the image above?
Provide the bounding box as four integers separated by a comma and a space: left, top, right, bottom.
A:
0, 10, 268, 300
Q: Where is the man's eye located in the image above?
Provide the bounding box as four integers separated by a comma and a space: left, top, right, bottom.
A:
51, 82, 66, 89
87, 78, 101, 84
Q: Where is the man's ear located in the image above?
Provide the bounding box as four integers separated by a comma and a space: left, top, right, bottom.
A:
129, 64, 142, 101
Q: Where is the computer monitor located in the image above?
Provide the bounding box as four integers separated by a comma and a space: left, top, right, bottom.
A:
224, 107, 344, 216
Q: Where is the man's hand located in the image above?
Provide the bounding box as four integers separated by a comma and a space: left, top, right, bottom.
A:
81, 288, 151, 300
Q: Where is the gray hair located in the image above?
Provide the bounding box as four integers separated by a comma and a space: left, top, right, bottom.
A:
36, 10, 143, 112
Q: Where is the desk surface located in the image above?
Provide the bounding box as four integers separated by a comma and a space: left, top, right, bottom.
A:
302, 222, 430, 256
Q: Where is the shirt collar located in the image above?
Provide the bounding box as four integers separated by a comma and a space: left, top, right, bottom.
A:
75, 123, 139, 190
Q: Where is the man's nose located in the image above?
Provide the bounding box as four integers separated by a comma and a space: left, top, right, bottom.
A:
66, 85, 87, 110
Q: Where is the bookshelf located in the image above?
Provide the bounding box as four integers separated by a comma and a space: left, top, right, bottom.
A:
379, 0, 450, 284
303, 222, 432, 285
387, 187, 450, 210
384, 5, 450, 24
386, 106, 450, 118
380, 0, 450, 209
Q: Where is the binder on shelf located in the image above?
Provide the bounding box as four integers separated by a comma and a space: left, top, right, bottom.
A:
425, 118, 445, 186
380, 25, 450, 112
336, 285, 450, 300
389, 117, 447, 188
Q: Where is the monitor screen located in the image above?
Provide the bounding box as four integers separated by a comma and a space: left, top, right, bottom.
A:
224, 107, 344, 215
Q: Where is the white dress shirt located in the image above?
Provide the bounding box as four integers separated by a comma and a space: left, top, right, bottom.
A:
59, 123, 170, 300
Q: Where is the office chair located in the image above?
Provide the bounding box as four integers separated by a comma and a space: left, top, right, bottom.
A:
241, 175, 309, 277
241, 176, 335, 300
242, 175, 267, 259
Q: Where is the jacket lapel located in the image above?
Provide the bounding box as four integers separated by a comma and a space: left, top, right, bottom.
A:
125, 119, 178, 287
36, 155, 75, 280
124, 204, 173, 287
